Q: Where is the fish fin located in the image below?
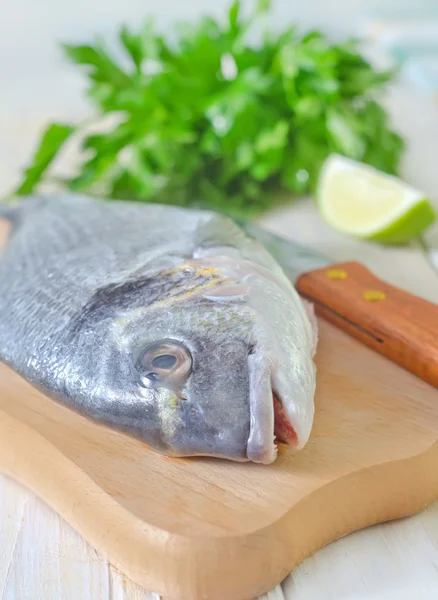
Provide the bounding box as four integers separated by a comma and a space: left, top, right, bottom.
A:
0, 196, 45, 227
196, 212, 247, 250
0, 202, 21, 224
196, 213, 285, 273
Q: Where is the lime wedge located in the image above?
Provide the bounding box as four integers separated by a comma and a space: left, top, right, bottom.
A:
317, 154, 436, 244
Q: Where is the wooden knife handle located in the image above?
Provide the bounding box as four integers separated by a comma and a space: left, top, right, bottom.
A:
296, 261, 438, 388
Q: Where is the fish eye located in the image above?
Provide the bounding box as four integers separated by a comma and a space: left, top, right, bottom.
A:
151, 354, 177, 370
138, 339, 192, 385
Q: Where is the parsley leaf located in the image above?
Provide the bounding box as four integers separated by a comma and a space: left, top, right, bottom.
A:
16, 0, 404, 218
17, 123, 74, 195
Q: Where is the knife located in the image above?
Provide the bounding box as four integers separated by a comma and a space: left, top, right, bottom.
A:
239, 220, 438, 389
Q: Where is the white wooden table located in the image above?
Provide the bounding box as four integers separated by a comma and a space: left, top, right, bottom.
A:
1, 71, 438, 599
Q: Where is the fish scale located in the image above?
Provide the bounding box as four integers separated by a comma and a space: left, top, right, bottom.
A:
0, 194, 317, 463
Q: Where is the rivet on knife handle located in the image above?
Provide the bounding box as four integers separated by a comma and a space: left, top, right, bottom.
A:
295, 260, 438, 388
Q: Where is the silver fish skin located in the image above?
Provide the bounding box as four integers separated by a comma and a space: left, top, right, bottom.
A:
0, 194, 317, 464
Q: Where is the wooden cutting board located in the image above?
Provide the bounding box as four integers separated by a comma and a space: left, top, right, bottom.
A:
0, 222, 437, 600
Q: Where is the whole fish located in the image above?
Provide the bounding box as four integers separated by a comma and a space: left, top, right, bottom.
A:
0, 194, 317, 464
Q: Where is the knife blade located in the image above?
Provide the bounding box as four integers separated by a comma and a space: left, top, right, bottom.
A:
239, 220, 438, 389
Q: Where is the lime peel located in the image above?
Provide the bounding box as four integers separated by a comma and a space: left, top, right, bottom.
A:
317, 154, 436, 244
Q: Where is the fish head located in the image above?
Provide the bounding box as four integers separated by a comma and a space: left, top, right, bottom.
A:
127, 295, 256, 463
71, 259, 316, 465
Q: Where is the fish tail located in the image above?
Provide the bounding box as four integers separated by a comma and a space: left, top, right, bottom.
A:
0, 203, 20, 223
0, 204, 17, 221
0, 196, 42, 226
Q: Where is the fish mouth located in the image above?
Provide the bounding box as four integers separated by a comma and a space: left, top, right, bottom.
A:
246, 353, 298, 464
273, 393, 298, 446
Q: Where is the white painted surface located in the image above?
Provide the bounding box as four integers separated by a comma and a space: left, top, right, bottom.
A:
1, 1, 438, 598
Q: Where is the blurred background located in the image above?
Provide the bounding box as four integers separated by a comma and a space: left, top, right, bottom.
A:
2, 0, 438, 111
1, 0, 438, 255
